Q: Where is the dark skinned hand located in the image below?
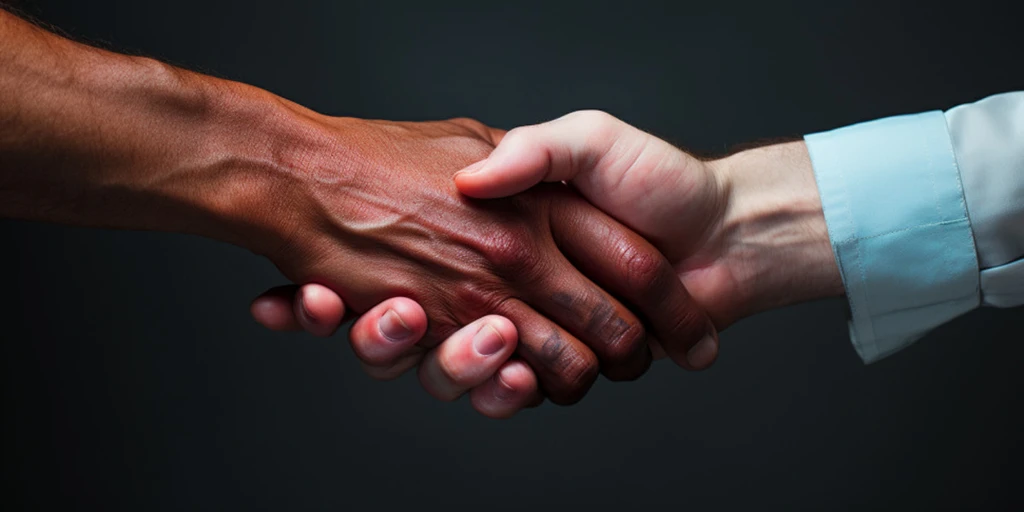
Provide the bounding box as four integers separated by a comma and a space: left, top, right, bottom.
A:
252, 114, 714, 404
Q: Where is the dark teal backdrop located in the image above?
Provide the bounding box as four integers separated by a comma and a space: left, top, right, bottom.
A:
2, 0, 1022, 509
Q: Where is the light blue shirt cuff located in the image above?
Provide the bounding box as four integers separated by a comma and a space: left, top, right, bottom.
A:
804, 111, 981, 363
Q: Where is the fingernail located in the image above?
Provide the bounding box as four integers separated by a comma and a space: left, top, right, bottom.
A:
298, 290, 317, 324
492, 366, 517, 402
686, 334, 718, 368
379, 309, 412, 343
473, 324, 505, 356
456, 159, 488, 177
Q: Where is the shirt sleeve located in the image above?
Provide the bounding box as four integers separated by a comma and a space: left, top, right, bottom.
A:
802, 108, 968, 362
804, 92, 1024, 363
946, 92, 1024, 308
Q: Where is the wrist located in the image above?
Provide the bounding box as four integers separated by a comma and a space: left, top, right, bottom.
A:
122, 62, 351, 256
710, 140, 844, 315
165, 74, 325, 253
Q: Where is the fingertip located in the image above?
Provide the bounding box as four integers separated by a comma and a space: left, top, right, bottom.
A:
297, 284, 346, 332
250, 295, 300, 331
454, 135, 548, 198
293, 284, 342, 337
454, 159, 488, 178
378, 297, 428, 339
349, 297, 428, 365
666, 326, 719, 371
497, 360, 537, 392
684, 333, 719, 370
454, 166, 515, 198
455, 173, 539, 199
469, 360, 539, 419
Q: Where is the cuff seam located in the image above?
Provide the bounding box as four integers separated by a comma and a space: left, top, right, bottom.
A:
836, 218, 971, 244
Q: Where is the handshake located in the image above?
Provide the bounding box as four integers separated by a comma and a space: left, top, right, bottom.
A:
0, 10, 845, 419
243, 112, 844, 418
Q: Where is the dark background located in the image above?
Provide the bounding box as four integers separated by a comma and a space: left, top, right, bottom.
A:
2, 0, 1022, 510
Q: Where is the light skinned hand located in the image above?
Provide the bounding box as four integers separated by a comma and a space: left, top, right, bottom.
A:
454, 110, 840, 361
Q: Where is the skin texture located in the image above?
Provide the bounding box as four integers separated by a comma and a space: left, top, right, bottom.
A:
261, 111, 845, 416
255, 115, 716, 404
455, 111, 844, 328
0, 11, 715, 407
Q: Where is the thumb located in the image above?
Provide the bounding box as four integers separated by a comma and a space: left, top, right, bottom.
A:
454, 110, 631, 198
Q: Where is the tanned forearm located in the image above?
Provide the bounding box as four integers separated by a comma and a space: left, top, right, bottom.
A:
0, 9, 329, 253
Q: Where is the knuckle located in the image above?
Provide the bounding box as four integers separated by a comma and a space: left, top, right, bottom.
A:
479, 228, 544, 278
578, 298, 646, 363
450, 282, 505, 320
531, 328, 598, 405
619, 243, 665, 291
567, 110, 620, 137
602, 319, 647, 364
550, 352, 599, 406
567, 109, 615, 125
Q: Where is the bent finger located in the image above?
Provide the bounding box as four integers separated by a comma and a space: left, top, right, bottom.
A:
469, 359, 541, 419
495, 298, 600, 405
417, 315, 518, 401
349, 297, 429, 367
251, 285, 303, 331
292, 283, 346, 337
551, 195, 718, 370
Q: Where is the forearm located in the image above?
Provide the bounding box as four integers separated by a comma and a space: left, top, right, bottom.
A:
712, 141, 844, 314
0, 10, 322, 252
